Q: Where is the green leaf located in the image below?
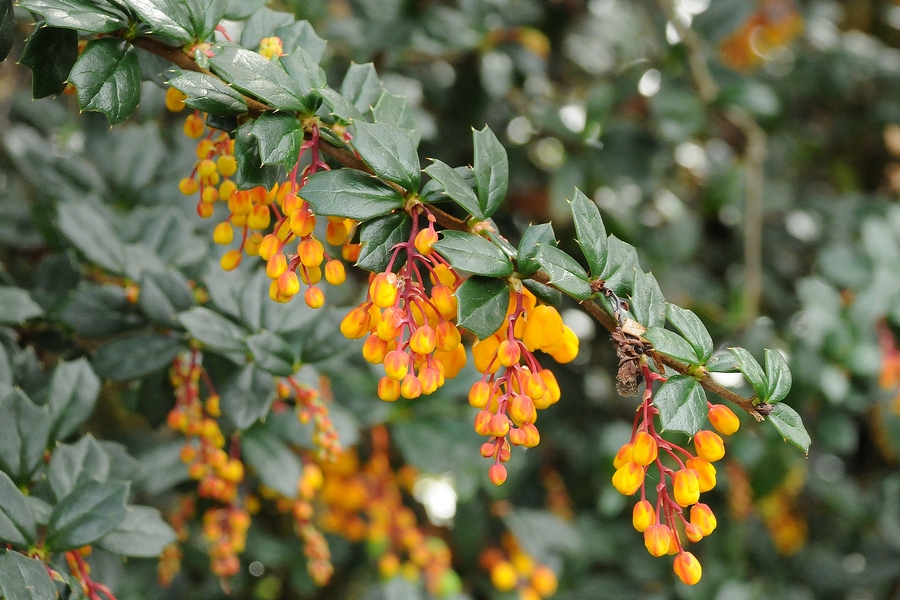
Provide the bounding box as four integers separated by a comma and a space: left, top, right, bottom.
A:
433, 231, 513, 277
455, 276, 509, 339
666, 304, 713, 364
423, 159, 481, 218
0, 0, 13, 62
137, 268, 196, 326
764, 348, 792, 403
247, 331, 296, 376
48, 435, 111, 501
318, 86, 365, 123
630, 270, 666, 329
472, 126, 508, 219
220, 363, 276, 429
233, 121, 280, 191
179, 307, 248, 360
57, 200, 126, 274
522, 279, 561, 306
643, 326, 700, 365
352, 121, 420, 191
293, 309, 354, 364
68, 38, 141, 126
653, 375, 707, 435
373, 91, 418, 139
355, 212, 410, 273
534, 245, 592, 300
121, 0, 191, 41
167, 70, 248, 115
0, 287, 43, 325
516, 223, 556, 277
570, 188, 607, 276
18, 26, 78, 98
242, 423, 302, 498
48, 357, 100, 439
599, 236, 638, 295
505, 508, 582, 557
0, 389, 50, 483
340, 62, 382, 115
60, 283, 144, 337
706, 353, 739, 373
92, 333, 185, 381
18, 0, 128, 34
0, 551, 56, 600
277, 48, 325, 112
208, 46, 307, 111
767, 403, 810, 454
184, 0, 226, 41
239, 6, 294, 50
275, 20, 326, 62
97, 506, 177, 557
251, 112, 303, 169
302, 169, 404, 220
729, 346, 768, 400
0, 471, 37, 547
46, 480, 129, 551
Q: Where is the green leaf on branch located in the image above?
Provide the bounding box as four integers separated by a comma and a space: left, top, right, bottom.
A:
706, 353, 740, 373
0, 551, 56, 600
220, 364, 276, 430
631, 270, 666, 328
522, 279, 561, 306
247, 331, 297, 376
48, 435, 111, 500
355, 212, 410, 273
341, 62, 383, 116
534, 245, 592, 300
666, 304, 713, 364
277, 49, 325, 112
0, 287, 43, 325
653, 375, 707, 435
167, 70, 248, 116
56, 200, 126, 274
729, 346, 768, 400
433, 231, 513, 277
643, 326, 701, 365
47, 357, 100, 439
251, 112, 304, 169
239, 6, 294, 50
764, 348, 792, 403
97, 506, 177, 557
18, 0, 128, 34
423, 160, 481, 218
179, 307, 248, 361
0, 472, 37, 547
352, 121, 420, 191
0, 389, 50, 483
472, 125, 508, 219
184, 0, 227, 41
61, 283, 144, 337
570, 188, 607, 276
516, 223, 556, 278
302, 169, 404, 220
137, 268, 196, 326
292, 309, 354, 364
233, 121, 280, 191
767, 403, 810, 454
242, 424, 302, 499
19, 26, 78, 98
121, 0, 191, 41
276, 20, 326, 62
0, 0, 13, 62
455, 276, 509, 339
92, 333, 185, 381
68, 38, 141, 126
599, 236, 638, 296
318, 86, 365, 123
46, 480, 129, 551
373, 91, 418, 141
209, 46, 308, 112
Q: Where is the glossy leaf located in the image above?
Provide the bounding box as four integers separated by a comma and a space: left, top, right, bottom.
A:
352, 121, 420, 191
534, 245, 592, 300
570, 188, 607, 276
643, 326, 700, 365
706, 353, 740, 373
47, 357, 100, 439
599, 236, 638, 295
666, 304, 714, 364
653, 375, 707, 435
48, 435, 111, 500
433, 231, 513, 277
423, 159, 481, 218
275, 20, 326, 62
18, 0, 127, 33
68, 38, 140, 126
455, 276, 509, 339
18, 26, 78, 98
318, 86, 365, 123
522, 279, 562, 306
233, 121, 280, 191
0, 551, 56, 600
167, 70, 248, 115
0, 287, 43, 325
373, 91, 418, 138
302, 169, 404, 220
251, 112, 304, 169
46, 479, 129, 551
631, 270, 666, 329
92, 333, 185, 381
121, 0, 191, 41
356, 212, 410, 273
764, 348, 792, 403
219, 363, 276, 430
767, 403, 810, 454
729, 346, 768, 401
208, 46, 307, 111
277, 48, 325, 111
517, 223, 556, 277
0, 389, 50, 483
340, 62, 382, 115
472, 125, 508, 218
184, 0, 226, 41
242, 424, 302, 498
0, 471, 36, 547
97, 506, 177, 557
247, 331, 296, 376
179, 307, 248, 358
60, 283, 144, 337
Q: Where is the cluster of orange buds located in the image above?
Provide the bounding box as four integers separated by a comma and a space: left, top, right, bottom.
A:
158, 495, 196, 586
157, 544, 183, 587
202, 507, 251, 579
166, 352, 244, 503
276, 375, 342, 461
66, 547, 118, 600
469, 289, 576, 485
258, 36, 285, 59
611, 362, 741, 585
479, 533, 558, 600
340, 214, 466, 401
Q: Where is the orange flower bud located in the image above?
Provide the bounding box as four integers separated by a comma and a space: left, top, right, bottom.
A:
547, 325, 579, 364
179, 177, 199, 195
431, 285, 457, 320
277, 271, 300, 296
693, 429, 725, 462
409, 324, 436, 355
434, 320, 461, 352
473, 334, 502, 374
325, 220, 349, 246
300, 265, 321, 285
489, 413, 511, 437
685, 522, 703, 543
377, 376, 401, 402
488, 463, 508, 486
304, 286, 324, 309
673, 552, 702, 585
247, 204, 271, 230
220, 249, 242, 271
497, 339, 521, 367
216, 154, 237, 177
632, 499, 656, 532
612, 462, 644, 496
370, 272, 399, 309
324, 260, 346, 285
524, 372, 547, 401
474, 409, 493, 436
538, 369, 561, 404
376, 307, 404, 341
508, 394, 536, 426
165, 86, 187, 112
258, 234, 281, 261
362, 334, 390, 364
340, 307, 371, 339
282, 192, 301, 214
298, 238, 325, 268
228, 191, 251, 215
531, 565, 558, 596
400, 373, 422, 399
644, 524, 671, 557
414, 227, 438, 255
673, 469, 700, 507
419, 366, 441, 395
383, 349, 410, 380
613, 442, 635, 469
469, 381, 492, 408
685, 457, 717, 492
266, 253, 287, 279
196, 201, 214, 218
508, 428, 526, 445
219, 179, 236, 202
198, 158, 217, 178
212, 222, 233, 245
708, 403, 740, 435
183, 113, 205, 138
632, 431, 658, 466
690, 503, 717, 536
430, 264, 456, 287
290, 208, 315, 237
520, 422, 540, 448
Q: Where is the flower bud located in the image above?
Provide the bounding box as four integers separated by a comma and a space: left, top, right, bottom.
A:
690, 503, 717, 536
435, 320, 461, 352
520, 422, 540, 448
708, 403, 740, 435
612, 462, 644, 496
383, 350, 410, 381
340, 307, 371, 339
377, 376, 401, 402
220, 249, 242, 271
362, 334, 390, 364
613, 442, 635, 469
409, 324, 436, 355
632, 431, 658, 466
304, 286, 324, 308
685, 457, 717, 493
673, 469, 701, 507
324, 260, 345, 285
673, 552, 702, 585
266, 253, 287, 279
212, 222, 233, 245
414, 227, 438, 255
474, 410, 493, 436
370, 272, 399, 309
644, 524, 671, 557
693, 429, 725, 462
400, 373, 422, 399
497, 339, 521, 367
632, 499, 656, 532
488, 463, 508, 486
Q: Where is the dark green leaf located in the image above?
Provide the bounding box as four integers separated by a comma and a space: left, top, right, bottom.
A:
630, 270, 666, 329
277, 48, 325, 112
666, 304, 713, 364
48, 357, 100, 439
706, 353, 739, 373
423, 159, 481, 218
534, 245, 592, 300
208, 46, 306, 111
242, 424, 302, 498
68, 38, 141, 126
57, 200, 126, 274
293, 309, 354, 364
340, 62, 382, 115
225, 0, 264, 18
599, 236, 638, 295
92, 333, 185, 381
184, 0, 226, 41
570, 188, 607, 276
373, 91, 418, 139
247, 331, 296, 376
18, 26, 78, 98
505, 508, 582, 557
318, 86, 365, 123
0, 287, 43, 325
455, 276, 508, 339
60, 283, 144, 337
137, 268, 196, 326
239, 6, 294, 50
97, 506, 176, 557
643, 326, 700, 365
167, 70, 248, 116
275, 20, 326, 62
121, 0, 191, 41
352, 121, 420, 191
0, 471, 36, 547
48, 435, 111, 500
433, 231, 513, 277
46, 480, 129, 551
472, 125, 508, 219
233, 121, 280, 191
220, 363, 276, 429
0, 551, 56, 600
0, 389, 50, 483
516, 223, 556, 277
302, 169, 404, 220
251, 112, 303, 169
729, 346, 767, 400
179, 307, 248, 359
653, 375, 707, 435
764, 348, 792, 403
18, 0, 127, 33
522, 279, 561, 306
99, 441, 142, 481
767, 403, 810, 454
356, 212, 410, 273
0, 0, 12, 62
